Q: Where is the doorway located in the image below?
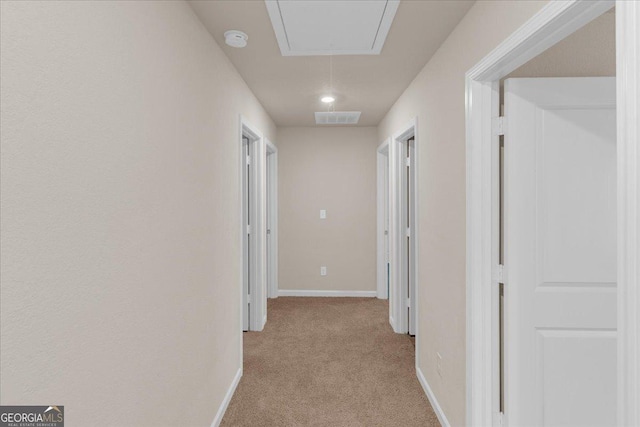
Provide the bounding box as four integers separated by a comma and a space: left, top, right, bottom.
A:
241, 134, 252, 331
465, 1, 640, 426
377, 141, 390, 301
240, 117, 272, 332
402, 135, 416, 337
384, 119, 418, 336
266, 140, 278, 299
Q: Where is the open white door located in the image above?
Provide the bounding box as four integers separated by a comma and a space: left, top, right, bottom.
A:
241, 137, 251, 332
240, 118, 268, 332
404, 137, 416, 336
377, 142, 390, 300
266, 141, 278, 299
388, 121, 417, 335
504, 77, 616, 426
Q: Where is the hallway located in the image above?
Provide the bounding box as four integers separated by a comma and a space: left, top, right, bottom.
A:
2, 1, 639, 426
222, 298, 438, 426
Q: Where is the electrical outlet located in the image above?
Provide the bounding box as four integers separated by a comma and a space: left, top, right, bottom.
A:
320, 209, 327, 219
436, 352, 443, 378
320, 266, 327, 276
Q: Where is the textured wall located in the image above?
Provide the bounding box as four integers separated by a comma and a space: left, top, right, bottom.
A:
278, 127, 379, 293
377, 1, 549, 425
507, 9, 615, 79
0, 1, 274, 425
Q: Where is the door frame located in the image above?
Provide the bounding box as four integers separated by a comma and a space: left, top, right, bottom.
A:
388, 118, 419, 336
266, 139, 278, 299
377, 138, 390, 300
239, 115, 267, 332
241, 134, 251, 332
465, 1, 640, 426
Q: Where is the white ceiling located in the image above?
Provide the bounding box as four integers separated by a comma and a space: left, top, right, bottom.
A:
189, 0, 475, 127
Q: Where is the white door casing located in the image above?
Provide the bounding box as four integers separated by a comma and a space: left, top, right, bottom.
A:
388, 119, 418, 335
377, 141, 390, 300
242, 137, 250, 331
615, 4, 640, 423
389, 135, 401, 331
404, 137, 417, 336
240, 117, 268, 332
463, 2, 640, 425
266, 140, 278, 299
504, 77, 617, 426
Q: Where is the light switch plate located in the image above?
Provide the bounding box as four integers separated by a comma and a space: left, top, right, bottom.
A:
320, 266, 327, 276
320, 209, 327, 219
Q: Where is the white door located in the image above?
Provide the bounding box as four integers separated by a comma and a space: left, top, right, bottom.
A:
266, 152, 272, 297
242, 137, 251, 332
405, 137, 416, 336
377, 147, 391, 301
504, 77, 616, 427
384, 153, 390, 300
266, 148, 278, 299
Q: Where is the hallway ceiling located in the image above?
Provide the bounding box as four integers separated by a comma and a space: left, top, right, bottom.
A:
189, 0, 474, 127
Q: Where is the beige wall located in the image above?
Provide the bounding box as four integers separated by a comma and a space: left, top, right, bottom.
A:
507, 9, 615, 79
278, 127, 378, 293
377, 1, 549, 425
0, 1, 274, 426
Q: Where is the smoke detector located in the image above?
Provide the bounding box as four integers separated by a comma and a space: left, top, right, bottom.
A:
224, 30, 248, 48
315, 111, 361, 125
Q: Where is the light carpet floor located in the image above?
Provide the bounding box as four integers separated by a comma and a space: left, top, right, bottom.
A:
221, 297, 440, 426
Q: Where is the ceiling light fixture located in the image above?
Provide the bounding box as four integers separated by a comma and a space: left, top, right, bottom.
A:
321, 96, 335, 104
224, 30, 248, 48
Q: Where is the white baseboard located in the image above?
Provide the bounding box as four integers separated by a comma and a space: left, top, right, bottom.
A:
417, 366, 450, 427
210, 367, 242, 427
277, 290, 377, 297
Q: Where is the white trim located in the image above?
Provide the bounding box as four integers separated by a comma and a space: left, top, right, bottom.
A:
237, 116, 243, 371
253, 130, 267, 331
210, 368, 242, 427
240, 116, 268, 332
617, 2, 640, 425
266, 140, 279, 299
417, 366, 450, 427
239, 117, 251, 335
377, 139, 390, 300
277, 290, 377, 298
264, 0, 399, 56
388, 129, 401, 332
388, 118, 418, 336
410, 123, 419, 339
467, 1, 615, 82
464, 1, 640, 426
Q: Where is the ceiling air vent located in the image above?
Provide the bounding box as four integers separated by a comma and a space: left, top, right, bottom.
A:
315, 111, 361, 125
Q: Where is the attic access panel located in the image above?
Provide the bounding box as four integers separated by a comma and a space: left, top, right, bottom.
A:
265, 0, 400, 56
